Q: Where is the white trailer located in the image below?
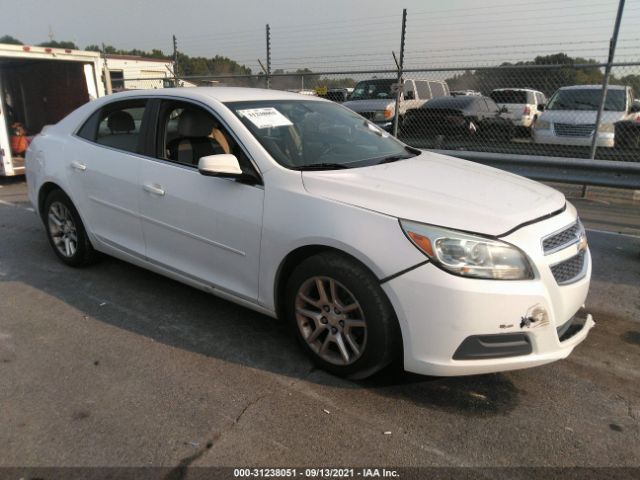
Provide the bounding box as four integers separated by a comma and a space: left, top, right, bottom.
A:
103, 54, 174, 92
0, 43, 105, 176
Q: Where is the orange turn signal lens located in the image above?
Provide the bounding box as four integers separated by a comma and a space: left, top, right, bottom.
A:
407, 231, 434, 257
384, 108, 393, 119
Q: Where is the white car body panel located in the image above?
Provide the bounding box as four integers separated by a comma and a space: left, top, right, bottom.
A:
70, 140, 147, 257
138, 158, 264, 301
26, 87, 593, 377
301, 153, 565, 236
385, 202, 592, 375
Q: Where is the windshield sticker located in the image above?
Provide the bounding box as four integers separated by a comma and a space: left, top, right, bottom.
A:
237, 108, 293, 129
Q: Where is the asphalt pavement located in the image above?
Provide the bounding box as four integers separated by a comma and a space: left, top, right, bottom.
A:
0, 177, 638, 470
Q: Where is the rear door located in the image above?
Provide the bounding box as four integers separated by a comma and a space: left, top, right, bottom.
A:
71, 98, 148, 255
138, 98, 264, 301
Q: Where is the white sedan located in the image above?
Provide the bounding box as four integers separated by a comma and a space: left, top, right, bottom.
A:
25, 87, 594, 378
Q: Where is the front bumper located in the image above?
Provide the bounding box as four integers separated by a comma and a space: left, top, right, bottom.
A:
382, 206, 594, 376
533, 129, 614, 147
506, 115, 534, 128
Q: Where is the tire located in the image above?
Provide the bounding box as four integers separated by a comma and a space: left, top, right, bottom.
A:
285, 252, 401, 379
43, 189, 98, 267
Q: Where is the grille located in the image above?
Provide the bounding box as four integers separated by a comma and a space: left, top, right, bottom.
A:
543, 222, 581, 254
554, 123, 595, 137
550, 250, 586, 285
359, 111, 376, 120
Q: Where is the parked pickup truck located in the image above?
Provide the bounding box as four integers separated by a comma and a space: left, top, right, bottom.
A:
342, 78, 449, 132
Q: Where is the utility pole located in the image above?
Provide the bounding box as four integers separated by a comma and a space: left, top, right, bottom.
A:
392, 9, 407, 137
265, 24, 272, 89
590, 0, 625, 160
172, 34, 179, 86
102, 43, 113, 95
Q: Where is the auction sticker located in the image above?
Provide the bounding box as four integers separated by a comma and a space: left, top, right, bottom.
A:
238, 108, 293, 129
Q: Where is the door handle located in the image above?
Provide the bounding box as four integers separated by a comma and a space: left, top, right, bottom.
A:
71, 161, 87, 171
143, 184, 165, 196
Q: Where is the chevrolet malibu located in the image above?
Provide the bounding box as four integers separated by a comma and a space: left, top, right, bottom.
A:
25, 88, 594, 378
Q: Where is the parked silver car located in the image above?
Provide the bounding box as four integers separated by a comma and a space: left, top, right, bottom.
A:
533, 84, 640, 147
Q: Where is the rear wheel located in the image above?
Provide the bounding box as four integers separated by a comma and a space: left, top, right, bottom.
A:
285, 252, 401, 379
44, 190, 97, 267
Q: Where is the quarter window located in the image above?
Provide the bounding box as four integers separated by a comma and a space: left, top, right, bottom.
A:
415, 81, 432, 100
77, 99, 147, 154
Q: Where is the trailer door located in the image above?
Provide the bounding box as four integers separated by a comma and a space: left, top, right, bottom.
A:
0, 73, 14, 176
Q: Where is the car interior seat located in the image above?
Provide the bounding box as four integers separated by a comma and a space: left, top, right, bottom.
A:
167, 109, 229, 165
97, 111, 139, 152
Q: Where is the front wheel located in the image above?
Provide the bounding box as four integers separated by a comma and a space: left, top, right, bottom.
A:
285, 252, 401, 379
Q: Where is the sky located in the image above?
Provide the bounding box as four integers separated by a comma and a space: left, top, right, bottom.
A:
1, 0, 638, 73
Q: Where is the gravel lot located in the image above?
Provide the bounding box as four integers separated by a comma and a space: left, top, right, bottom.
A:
0, 178, 639, 470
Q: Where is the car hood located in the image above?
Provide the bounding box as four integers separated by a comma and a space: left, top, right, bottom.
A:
539, 109, 626, 124
301, 151, 565, 236
342, 99, 395, 112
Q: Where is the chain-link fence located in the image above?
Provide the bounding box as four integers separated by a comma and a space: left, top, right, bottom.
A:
119, 63, 640, 163
106, 1, 640, 163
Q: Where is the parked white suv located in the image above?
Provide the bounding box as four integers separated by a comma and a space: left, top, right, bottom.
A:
343, 78, 449, 131
26, 87, 593, 379
490, 88, 546, 130
533, 84, 640, 147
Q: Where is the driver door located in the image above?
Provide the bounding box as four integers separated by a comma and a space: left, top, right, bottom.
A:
138, 99, 264, 301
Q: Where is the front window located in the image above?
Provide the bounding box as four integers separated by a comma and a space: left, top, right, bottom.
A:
226, 100, 416, 170
349, 79, 395, 100
546, 88, 626, 112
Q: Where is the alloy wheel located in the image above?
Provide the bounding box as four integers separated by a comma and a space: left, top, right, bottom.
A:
48, 201, 78, 258
295, 276, 367, 365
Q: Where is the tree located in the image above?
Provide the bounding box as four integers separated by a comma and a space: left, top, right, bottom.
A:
617, 74, 640, 96
444, 53, 604, 96
0, 34, 23, 45
38, 40, 79, 49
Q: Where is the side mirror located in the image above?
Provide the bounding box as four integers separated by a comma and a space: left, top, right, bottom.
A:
198, 154, 243, 178
537, 103, 545, 111
405, 91, 415, 100
629, 103, 640, 113
499, 106, 508, 114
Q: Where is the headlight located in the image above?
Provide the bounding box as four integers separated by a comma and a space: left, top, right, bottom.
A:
597, 122, 614, 133
535, 119, 551, 130
374, 106, 394, 121
400, 220, 534, 280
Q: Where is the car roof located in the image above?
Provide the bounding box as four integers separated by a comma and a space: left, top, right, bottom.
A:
557, 84, 626, 90
491, 88, 541, 93
99, 86, 326, 103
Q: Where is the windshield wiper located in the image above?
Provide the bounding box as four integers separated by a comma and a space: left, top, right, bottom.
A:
292, 163, 351, 171
574, 101, 598, 109
377, 155, 414, 165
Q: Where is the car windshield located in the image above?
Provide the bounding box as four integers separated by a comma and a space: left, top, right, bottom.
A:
546, 88, 626, 112
349, 79, 395, 100
226, 100, 416, 170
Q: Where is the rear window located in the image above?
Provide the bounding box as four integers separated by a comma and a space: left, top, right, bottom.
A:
425, 96, 476, 109
490, 90, 529, 104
